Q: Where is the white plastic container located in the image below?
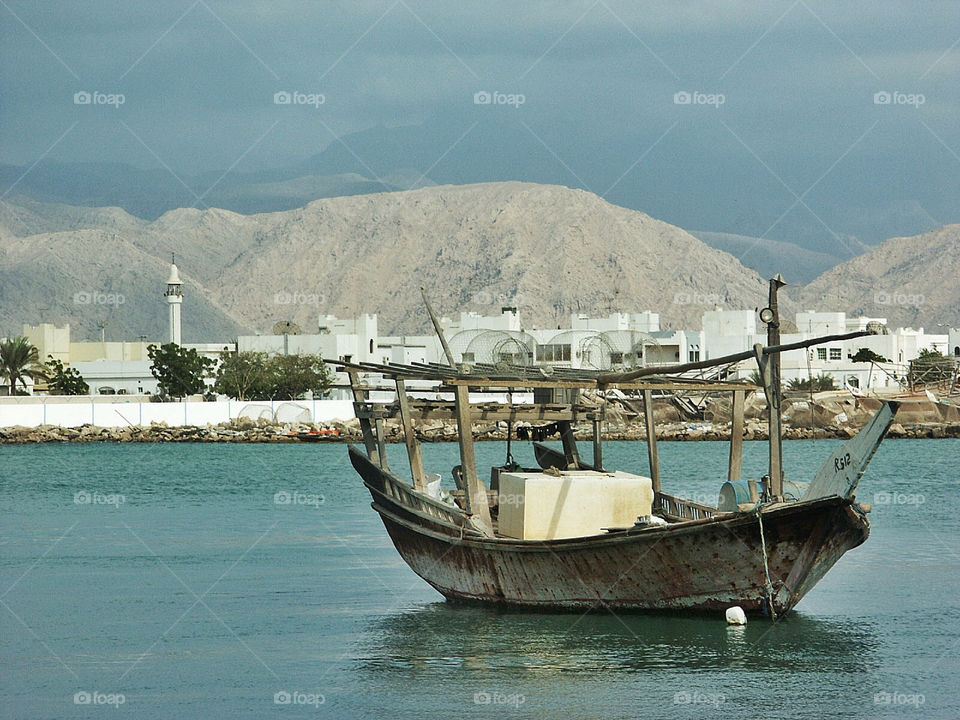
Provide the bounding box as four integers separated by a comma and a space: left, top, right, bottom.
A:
498, 470, 653, 540
425, 473, 443, 500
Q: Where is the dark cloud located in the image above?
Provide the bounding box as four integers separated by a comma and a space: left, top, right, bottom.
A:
1, 1, 957, 247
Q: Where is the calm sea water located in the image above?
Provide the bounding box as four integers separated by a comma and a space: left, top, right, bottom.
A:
1, 438, 958, 719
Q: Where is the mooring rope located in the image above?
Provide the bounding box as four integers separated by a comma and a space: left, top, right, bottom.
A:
757, 507, 777, 620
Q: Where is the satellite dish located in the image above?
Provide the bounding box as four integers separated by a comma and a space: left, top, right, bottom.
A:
273, 320, 302, 335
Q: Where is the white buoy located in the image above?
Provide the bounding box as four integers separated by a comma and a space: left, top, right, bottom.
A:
725, 606, 747, 625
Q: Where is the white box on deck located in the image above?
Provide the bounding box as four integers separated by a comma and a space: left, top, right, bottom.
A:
497, 470, 654, 540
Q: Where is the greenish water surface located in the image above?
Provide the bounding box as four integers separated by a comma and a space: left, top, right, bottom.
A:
1, 438, 957, 718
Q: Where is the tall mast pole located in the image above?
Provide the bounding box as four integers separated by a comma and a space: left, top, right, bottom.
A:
420, 287, 457, 368
762, 275, 787, 499
420, 287, 492, 534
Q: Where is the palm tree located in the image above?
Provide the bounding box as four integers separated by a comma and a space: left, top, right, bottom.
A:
0, 336, 48, 395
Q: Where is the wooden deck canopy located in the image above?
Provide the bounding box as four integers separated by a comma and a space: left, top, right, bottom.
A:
335, 359, 757, 393
337, 358, 757, 535
337, 324, 879, 533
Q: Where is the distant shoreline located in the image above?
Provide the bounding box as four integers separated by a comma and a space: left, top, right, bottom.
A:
1, 422, 957, 444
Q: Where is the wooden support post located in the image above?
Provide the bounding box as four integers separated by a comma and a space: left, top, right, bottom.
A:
591, 415, 603, 471
453, 385, 492, 533
558, 420, 581, 470
374, 417, 388, 470
395, 378, 426, 490
347, 371, 379, 464
728, 390, 745, 483
754, 344, 783, 499
642, 390, 661, 495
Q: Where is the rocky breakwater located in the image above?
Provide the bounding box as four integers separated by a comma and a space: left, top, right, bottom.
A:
2, 394, 959, 444
0, 418, 364, 444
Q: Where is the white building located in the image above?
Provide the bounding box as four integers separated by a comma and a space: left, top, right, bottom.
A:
238, 314, 379, 365
69, 360, 157, 396
375, 308, 524, 368
648, 330, 705, 365
570, 312, 660, 334
368, 307, 683, 373
16, 261, 229, 396
702, 309, 757, 359
430, 309, 697, 371
443, 308, 521, 334
377, 334, 443, 366
707, 307, 950, 391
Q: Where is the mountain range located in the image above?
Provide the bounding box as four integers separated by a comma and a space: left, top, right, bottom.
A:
790, 224, 960, 331
0, 183, 955, 343
3, 112, 954, 255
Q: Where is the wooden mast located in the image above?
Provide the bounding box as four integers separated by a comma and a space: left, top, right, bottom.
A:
420, 286, 457, 368
762, 275, 786, 499
395, 377, 426, 490
453, 384, 493, 533
642, 389, 661, 497
420, 288, 493, 534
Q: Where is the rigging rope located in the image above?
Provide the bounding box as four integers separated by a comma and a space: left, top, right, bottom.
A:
757, 507, 777, 620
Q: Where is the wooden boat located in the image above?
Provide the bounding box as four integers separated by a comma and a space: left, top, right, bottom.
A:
339, 283, 897, 617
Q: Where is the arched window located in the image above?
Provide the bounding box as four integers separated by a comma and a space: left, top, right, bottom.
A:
954, 346, 959, 357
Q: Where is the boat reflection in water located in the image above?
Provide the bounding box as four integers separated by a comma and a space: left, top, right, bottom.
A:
356, 603, 880, 676
349, 603, 881, 718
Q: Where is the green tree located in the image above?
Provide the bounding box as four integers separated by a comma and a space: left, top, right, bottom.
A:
787, 374, 837, 392
747, 368, 764, 387
0, 336, 47, 395
147, 343, 215, 398
851, 348, 889, 363
265, 354, 333, 400
214, 350, 270, 400
46, 357, 89, 395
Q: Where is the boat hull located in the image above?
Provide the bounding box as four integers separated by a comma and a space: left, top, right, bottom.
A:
351, 447, 869, 615
377, 498, 867, 615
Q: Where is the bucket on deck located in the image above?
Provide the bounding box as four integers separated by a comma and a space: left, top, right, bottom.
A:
425, 473, 442, 500
718, 479, 810, 511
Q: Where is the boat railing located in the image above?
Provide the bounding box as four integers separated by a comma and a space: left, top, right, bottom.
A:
657, 492, 718, 521
340, 311, 883, 531
389, 475, 479, 527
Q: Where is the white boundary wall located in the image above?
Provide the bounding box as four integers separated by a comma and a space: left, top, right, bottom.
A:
0, 399, 356, 429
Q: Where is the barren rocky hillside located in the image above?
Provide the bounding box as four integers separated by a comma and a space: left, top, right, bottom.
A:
1, 183, 774, 341
789, 225, 960, 329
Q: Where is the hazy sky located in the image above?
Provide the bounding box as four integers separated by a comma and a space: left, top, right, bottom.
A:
1, 1, 957, 245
